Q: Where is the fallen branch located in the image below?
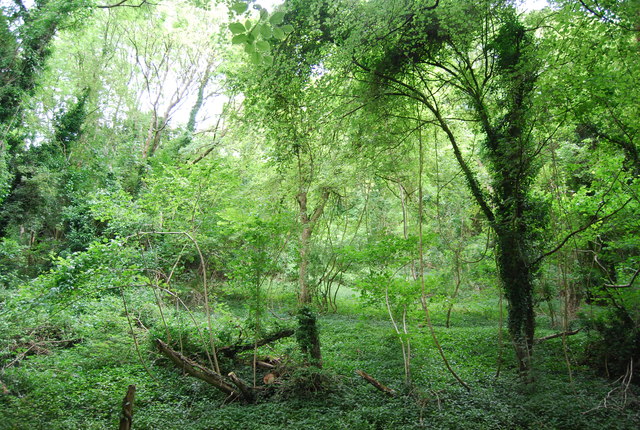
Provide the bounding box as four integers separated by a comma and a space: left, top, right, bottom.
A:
228, 372, 255, 401
155, 339, 238, 399
256, 360, 275, 369
4, 338, 82, 369
356, 370, 396, 397
534, 329, 581, 343
218, 329, 295, 358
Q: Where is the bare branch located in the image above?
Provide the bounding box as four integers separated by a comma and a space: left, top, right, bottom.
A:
532, 197, 633, 267
605, 268, 640, 289
97, 0, 155, 9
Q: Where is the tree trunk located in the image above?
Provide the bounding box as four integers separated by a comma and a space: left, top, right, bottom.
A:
218, 328, 295, 358
296, 307, 322, 367
495, 228, 535, 376
299, 224, 312, 304
296, 189, 330, 304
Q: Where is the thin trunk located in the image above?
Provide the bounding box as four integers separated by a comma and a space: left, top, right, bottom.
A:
296, 189, 330, 304
299, 224, 312, 304
417, 118, 470, 391
445, 248, 462, 328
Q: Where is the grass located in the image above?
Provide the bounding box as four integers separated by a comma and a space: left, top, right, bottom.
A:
0, 287, 638, 429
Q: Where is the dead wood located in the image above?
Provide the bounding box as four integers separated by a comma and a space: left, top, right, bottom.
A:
228, 372, 255, 401
534, 329, 581, 343
4, 338, 82, 369
155, 339, 238, 399
356, 370, 397, 397
118, 384, 136, 430
256, 360, 276, 369
218, 329, 295, 358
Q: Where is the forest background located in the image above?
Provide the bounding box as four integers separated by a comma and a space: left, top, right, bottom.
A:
0, 0, 639, 428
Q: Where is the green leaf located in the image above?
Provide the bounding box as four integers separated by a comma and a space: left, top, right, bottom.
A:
244, 43, 255, 53
229, 22, 246, 34
230, 2, 248, 14
262, 55, 274, 66
232, 34, 248, 45
269, 11, 285, 25
250, 51, 262, 65
273, 27, 285, 40
260, 9, 269, 20
281, 24, 294, 34
245, 20, 253, 30
260, 24, 273, 38
251, 23, 262, 38
256, 40, 271, 52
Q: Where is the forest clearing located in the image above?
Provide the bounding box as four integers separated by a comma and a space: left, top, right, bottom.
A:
0, 0, 638, 429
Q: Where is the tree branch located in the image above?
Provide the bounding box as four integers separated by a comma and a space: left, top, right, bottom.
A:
577, 0, 638, 32
97, 0, 154, 9
605, 268, 640, 289
532, 197, 633, 267
352, 57, 495, 225
310, 189, 331, 224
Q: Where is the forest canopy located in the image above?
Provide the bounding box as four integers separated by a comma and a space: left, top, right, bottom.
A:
0, 0, 639, 428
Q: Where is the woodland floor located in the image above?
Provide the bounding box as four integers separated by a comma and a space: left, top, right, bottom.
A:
0, 287, 638, 430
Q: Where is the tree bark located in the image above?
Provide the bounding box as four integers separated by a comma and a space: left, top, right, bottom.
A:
356, 370, 396, 397
118, 384, 136, 430
227, 372, 255, 401
297, 189, 330, 304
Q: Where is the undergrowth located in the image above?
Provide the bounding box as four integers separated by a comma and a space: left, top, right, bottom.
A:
0, 289, 638, 430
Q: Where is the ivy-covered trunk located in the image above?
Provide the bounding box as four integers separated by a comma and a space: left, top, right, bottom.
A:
297, 306, 322, 367
495, 227, 535, 374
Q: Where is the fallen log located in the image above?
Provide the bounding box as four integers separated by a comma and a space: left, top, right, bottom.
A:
155, 339, 238, 399
256, 360, 275, 369
534, 329, 581, 343
218, 329, 295, 358
356, 370, 396, 397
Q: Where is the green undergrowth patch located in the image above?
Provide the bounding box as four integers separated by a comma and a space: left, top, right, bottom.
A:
1, 290, 638, 429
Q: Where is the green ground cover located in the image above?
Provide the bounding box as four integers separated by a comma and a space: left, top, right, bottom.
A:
1, 289, 637, 430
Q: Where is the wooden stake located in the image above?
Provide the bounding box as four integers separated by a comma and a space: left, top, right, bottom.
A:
118, 384, 136, 430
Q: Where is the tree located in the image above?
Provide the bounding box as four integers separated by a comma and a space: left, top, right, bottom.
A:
281, 0, 550, 374
0, 0, 91, 207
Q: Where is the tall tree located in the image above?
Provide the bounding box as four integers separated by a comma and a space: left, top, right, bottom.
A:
282, 0, 550, 374
0, 0, 89, 207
